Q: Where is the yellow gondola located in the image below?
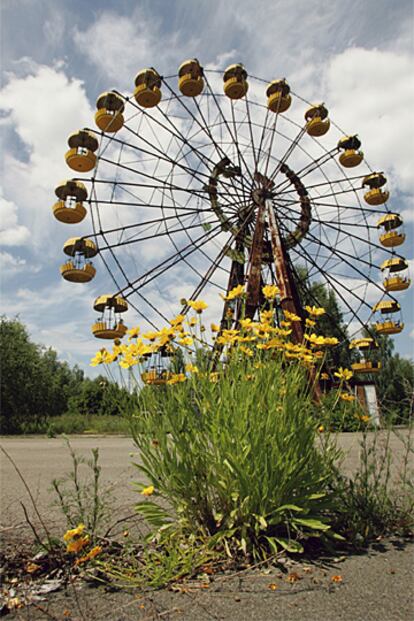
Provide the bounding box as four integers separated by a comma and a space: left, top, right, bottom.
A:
92, 295, 128, 339
374, 320, 404, 335
266, 79, 291, 113
349, 337, 378, 350
65, 130, 99, 172
52, 180, 88, 223
178, 59, 204, 97
223, 64, 248, 99
351, 361, 381, 374
377, 212, 405, 247
380, 257, 408, 273
60, 237, 98, 283
372, 300, 400, 314
95, 91, 125, 132
134, 68, 162, 108
304, 104, 330, 136
337, 135, 364, 167
363, 172, 389, 205
383, 275, 411, 292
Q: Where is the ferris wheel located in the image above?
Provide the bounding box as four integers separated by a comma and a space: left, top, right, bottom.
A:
52, 60, 410, 376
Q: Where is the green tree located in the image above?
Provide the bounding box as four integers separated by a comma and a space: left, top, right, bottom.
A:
0, 317, 84, 433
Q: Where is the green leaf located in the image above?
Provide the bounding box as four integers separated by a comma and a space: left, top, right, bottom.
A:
292, 518, 331, 531
274, 537, 304, 553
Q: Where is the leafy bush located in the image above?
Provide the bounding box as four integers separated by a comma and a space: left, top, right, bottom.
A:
132, 351, 341, 559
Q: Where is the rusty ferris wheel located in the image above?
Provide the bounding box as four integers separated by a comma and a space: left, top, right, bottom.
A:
52, 60, 410, 377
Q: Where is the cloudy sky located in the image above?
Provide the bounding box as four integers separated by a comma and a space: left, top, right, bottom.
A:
1, 0, 413, 375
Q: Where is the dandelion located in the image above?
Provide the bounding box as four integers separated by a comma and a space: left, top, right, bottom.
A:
262, 284, 280, 299
339, 392, 355, 402
305, 305, 326, 317
334, 367, 353, 381
141, 485, 154, 496
221, 284, 245, 300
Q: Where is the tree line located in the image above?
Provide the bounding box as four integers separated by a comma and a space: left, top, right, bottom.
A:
0, 317, 132, 434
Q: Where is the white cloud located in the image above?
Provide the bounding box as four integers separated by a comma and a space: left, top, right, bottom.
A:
324, 47, 414, 196
0, 63, 94, 250
0, 192, 30, 246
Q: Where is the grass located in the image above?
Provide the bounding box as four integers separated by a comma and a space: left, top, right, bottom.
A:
12, 414, 130, 436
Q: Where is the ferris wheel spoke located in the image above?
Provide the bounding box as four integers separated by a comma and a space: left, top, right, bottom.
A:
202, 75, 255, 184
284, 230, 376, 328
98, 218, 218, 250
160, 79, 252, 197
118, 222, 230, 297
271, 148, 339, 194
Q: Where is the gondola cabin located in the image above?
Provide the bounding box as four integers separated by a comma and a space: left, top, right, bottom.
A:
52, 180, 88, 224
223, 64, 248, 99
351, 360, 381, 374
92, 295, 128, 339
363, 173, 389, 206
60, 237, 97, 283
338, 135, 364, 167
95, 91, 125, 132
305, 104, 330, 136
134, 68, 162, 108
377, 213, 405, 248
65, 130, 99, 172
178, 59, 204, 97
266, 79, 291, 113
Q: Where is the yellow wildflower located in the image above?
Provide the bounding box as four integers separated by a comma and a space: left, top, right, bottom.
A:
323, 337, 339, 346
167, 373, 187, 385
340, 392, 355, 402
280, 320, 291, 328
262, 284, 280, 299
185, 363, 199, 374
210, 323, 220, 332
141, 485, 154, 496
239, 345, 253, 357
170, 314, 185, 327
305, 305, 326, 317
127, 326, 140, 339
360, 414, 370, 424
334, 367, 353, 381
63, 524, 86, 542
321, 372, 330, 380
66, 536, 90, 554
178, 336, 194, 346
260, 310, 274, 323
221, 284, 245, 300
285, 351, 300, 359
143, 331, 159, 341
187, 316, 198, 327
305, 318, 316, 328
239, 318, 253, 330
283, 309, 301, 322
209, 372, 219, 383
90, 349, 110, 367
188, 300, 208, 313
76, 545, 103, 565
318, 425, 325, 433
